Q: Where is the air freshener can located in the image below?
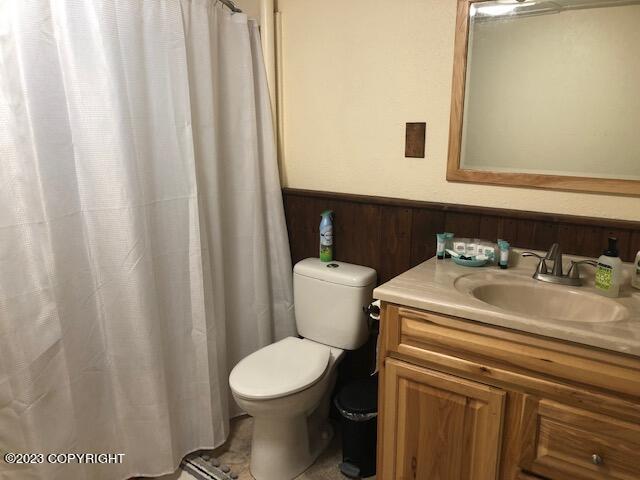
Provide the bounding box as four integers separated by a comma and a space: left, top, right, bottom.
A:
319, 210, 333, 262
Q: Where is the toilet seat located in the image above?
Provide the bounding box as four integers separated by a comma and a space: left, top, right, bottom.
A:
229, 337, 331, 400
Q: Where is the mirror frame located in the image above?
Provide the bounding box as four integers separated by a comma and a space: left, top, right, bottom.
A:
446, 0, 640, 196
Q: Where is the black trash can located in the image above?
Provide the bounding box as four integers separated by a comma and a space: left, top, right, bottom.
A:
334, 374, 378, 478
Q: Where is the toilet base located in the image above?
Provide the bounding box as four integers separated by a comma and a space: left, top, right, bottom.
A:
250, 415, 333, 480
231, 344, 344, 480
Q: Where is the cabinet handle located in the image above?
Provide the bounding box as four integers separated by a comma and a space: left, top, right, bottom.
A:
591, 454, 603, 465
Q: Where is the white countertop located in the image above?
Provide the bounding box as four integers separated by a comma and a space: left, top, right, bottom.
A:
373, 250, 640, 357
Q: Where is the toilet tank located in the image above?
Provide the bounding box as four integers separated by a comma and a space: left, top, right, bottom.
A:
293, 258, 377, 350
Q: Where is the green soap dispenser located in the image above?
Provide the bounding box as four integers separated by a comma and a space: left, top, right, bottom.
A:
595, 237, 623, 298
319, 210, 333, 262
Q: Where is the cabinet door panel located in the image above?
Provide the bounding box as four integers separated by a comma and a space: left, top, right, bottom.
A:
382, 359, 505, 480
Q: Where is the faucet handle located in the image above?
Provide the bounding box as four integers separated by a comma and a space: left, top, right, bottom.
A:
521, 252, 545, 259
521, 252, 548, 274
568, 259, 598, 280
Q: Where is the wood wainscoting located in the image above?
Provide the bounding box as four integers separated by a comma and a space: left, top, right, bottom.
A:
282, 188, 640, 284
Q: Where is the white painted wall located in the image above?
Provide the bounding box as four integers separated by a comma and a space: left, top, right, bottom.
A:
234, 0, 260, 21
276, 0, 640, 221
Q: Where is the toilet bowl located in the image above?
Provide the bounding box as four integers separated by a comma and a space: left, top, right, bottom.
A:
229, 259, 377, 480
230, 337, 344, 480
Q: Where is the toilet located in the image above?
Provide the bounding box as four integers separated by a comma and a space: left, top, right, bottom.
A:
229, 258, 376, 480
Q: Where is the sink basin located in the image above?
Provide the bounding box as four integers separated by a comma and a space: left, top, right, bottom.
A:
470, 283, 629, 323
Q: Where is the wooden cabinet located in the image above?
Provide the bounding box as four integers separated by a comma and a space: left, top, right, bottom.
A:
377, 304, 640, 480
381, 359, 505, 480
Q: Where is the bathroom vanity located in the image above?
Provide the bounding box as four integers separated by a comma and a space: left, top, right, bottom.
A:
373, 253, 640, 479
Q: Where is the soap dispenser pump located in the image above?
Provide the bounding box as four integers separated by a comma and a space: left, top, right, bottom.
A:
595, 237, 623, 298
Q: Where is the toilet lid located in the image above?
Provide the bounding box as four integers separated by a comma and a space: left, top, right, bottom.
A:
229, 337, 331, 400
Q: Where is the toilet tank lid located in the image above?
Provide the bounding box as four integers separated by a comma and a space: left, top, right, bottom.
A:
294, 258, 377, 287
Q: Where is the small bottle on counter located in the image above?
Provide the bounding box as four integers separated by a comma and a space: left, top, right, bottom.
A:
498, 240, 510, 269
632, 250, 640, 290
444, 233, 454, 258
436, 233, 447, 259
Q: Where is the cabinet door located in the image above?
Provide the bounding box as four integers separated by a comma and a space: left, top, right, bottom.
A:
381, 359, 506, 480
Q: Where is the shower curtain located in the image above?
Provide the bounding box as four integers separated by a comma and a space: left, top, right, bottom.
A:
0, 1, 296, 479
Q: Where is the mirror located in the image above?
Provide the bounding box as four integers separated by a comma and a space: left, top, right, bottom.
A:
447, 0, 640, 195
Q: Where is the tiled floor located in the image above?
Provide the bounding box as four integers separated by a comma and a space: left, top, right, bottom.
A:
163, 470, 195, 480
210, 415, 348, 480
146, 467, 197, 480
154, 415, 376, 480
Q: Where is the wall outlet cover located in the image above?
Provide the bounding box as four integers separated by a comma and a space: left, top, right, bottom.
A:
405, 122, 426, 158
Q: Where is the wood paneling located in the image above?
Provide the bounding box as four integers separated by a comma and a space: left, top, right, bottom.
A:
409, 209, 445, 267
283, 188, 640, 283
380, 206, 413, 281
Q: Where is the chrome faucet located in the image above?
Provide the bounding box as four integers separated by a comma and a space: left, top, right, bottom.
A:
521, 243, 597, 286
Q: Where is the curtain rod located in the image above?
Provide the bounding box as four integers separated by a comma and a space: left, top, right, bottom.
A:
219, 0, 243, 13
